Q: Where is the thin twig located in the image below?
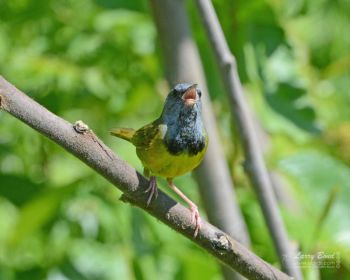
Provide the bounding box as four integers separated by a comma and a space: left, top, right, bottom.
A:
195, 1, 302, 279
0, 76, 290, 280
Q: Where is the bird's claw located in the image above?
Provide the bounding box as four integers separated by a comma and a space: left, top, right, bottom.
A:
190, 204, 201, 237
145, 177, 158, 206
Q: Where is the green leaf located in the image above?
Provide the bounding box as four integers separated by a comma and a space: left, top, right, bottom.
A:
265, 83, 320, 133
0, 175, 44, 206
8, 182, 79, 246
279, 151, 350, 239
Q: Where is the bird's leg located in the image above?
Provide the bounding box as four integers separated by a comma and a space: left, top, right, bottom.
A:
144, 176, 158, 206
167, 179, 201, 237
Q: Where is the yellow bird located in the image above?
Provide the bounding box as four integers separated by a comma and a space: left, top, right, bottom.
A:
111, 83, 208, 236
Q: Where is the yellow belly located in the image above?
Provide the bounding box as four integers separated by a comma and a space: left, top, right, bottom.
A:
136, 138, 207, 178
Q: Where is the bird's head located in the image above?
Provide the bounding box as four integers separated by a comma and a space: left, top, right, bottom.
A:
161, 83, 202, 123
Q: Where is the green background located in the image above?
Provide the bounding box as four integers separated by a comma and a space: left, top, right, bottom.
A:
0, 0, 349, 279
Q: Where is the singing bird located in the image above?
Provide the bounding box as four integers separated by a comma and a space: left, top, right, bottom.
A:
110, 83, 208, 236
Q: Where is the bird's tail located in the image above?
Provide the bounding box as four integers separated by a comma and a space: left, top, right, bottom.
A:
110, 128, 136, 142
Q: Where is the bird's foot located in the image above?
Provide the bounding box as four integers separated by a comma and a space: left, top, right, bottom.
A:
189, 203, 201, 238
166, 179, 202, 237
145, 176, 158, 206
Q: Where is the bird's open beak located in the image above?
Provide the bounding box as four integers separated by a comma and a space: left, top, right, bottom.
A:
182, 84, 198, 106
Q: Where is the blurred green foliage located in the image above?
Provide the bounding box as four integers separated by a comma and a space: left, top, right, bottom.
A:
0, 0, 349, 279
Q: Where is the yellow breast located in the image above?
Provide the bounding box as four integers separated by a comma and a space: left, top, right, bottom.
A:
136, 137, 207, 179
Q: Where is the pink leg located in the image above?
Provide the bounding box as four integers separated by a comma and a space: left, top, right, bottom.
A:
167, 179, 201, 237
145, 176, 158, 206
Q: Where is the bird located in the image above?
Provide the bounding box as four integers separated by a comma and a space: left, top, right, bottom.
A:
110, 83, 208, 237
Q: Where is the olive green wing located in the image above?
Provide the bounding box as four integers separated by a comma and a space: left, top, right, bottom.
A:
131, 121, 166, 149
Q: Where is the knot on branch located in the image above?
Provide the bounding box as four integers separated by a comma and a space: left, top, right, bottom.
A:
212, 232, 232, 255
221, 54, 236, 71
72, 120, 114, 160
73, 120, 90, 134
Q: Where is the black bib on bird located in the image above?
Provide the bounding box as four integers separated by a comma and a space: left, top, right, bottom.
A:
163, 105, 206, 156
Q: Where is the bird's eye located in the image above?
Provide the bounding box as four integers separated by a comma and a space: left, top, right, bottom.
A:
197, 89, 202, 97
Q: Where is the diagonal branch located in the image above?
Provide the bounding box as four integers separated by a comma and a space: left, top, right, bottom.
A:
0, 76, 290, 280
195, 1, 302, 279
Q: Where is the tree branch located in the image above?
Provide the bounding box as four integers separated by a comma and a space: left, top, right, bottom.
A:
194, 1, 302, 279
0, 76, 290, 280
